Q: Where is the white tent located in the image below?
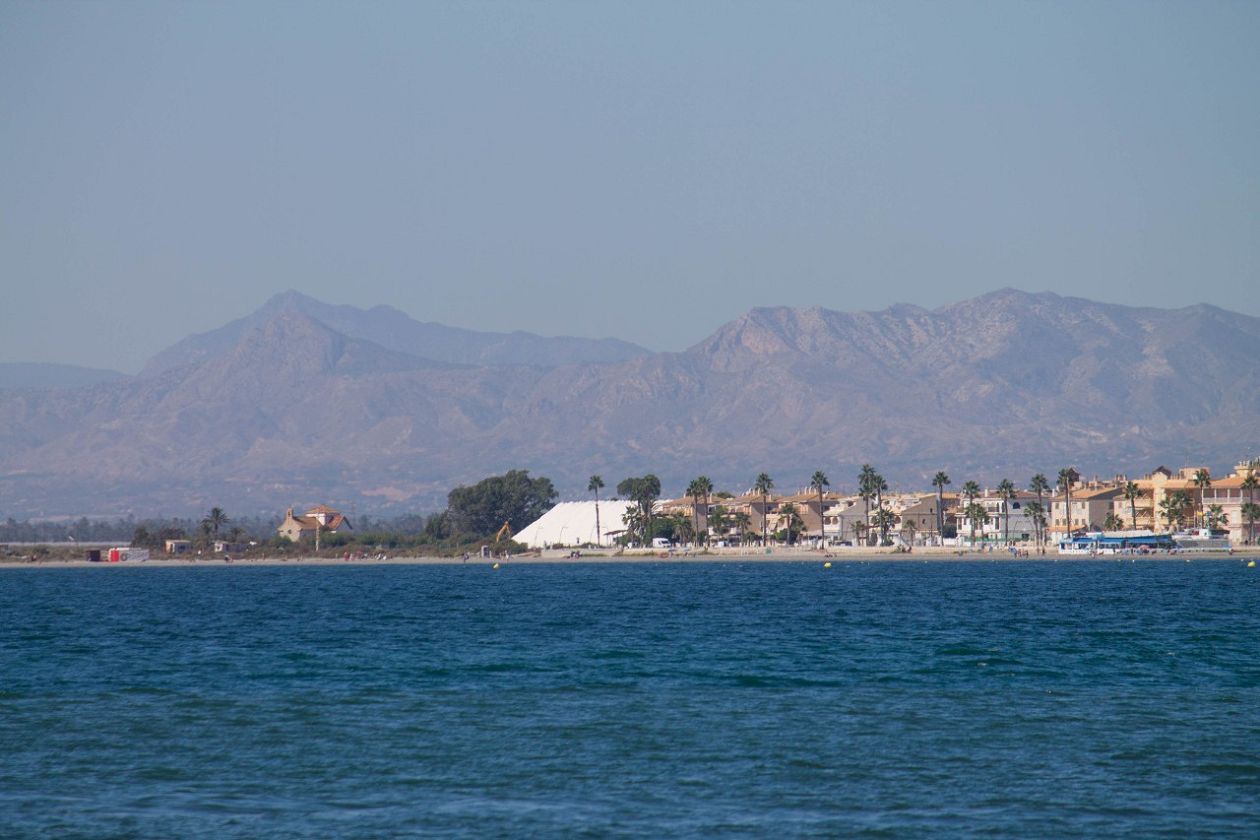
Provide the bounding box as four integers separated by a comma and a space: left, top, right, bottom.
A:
514, 500, 637, 548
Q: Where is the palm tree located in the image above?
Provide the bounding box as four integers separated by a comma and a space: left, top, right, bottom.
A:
1030, 474, 1050, 549
697, 476, 713, 544
858, 465, 879, 545
1025, 501, 1046, 550
754, 473, 774, 546
1243, 473, 1259, 506
685, 479, 701, 547
1157, 496, 1177, 531
1192, 468, 1212, 528
1241, 502, 1260, 546
851, 520, 867, 545
996, 479, 1015, 545
959, 481, 981, 546
709, 506, 729, 544
1243, 474, 1260, 544
588, 475, 605, 546
901, 517, 918, 546
1161, 489, 1192, 531
1057, 467, 1078, 536
810, 470, 830, 545
1103, 511, 1124, 531
873, 472, 890, 545
964, 501, 989, 548
779, 502, 805, 545
733, 511, 752, 546
683, 476, 714, 547
932, 471, 951, 544
1123, 481, 1141, 533
1206, 504, 1228, 531
873, 507, 899, 546
201, 507, 229, 538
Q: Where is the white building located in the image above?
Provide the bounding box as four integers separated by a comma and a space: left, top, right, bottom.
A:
514, 500, 639, 549
957, 490, 1042, 543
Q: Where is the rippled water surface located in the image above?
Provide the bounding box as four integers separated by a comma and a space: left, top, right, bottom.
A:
3, 560, 1259, 837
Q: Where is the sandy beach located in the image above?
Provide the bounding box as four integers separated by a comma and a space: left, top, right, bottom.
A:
3, 544, 1255, 569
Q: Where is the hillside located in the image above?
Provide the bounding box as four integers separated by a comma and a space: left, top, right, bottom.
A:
1, 289, 1256, 517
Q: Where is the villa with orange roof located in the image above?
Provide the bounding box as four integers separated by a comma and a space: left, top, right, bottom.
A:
277, 505, 353, 543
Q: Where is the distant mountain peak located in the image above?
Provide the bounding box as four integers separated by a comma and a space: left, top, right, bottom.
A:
140, 292, 651, 376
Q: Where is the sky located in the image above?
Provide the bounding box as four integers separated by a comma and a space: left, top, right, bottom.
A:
2, 1, 1258, 373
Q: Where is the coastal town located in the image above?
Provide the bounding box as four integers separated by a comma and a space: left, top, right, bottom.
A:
518, 458, 1260, 553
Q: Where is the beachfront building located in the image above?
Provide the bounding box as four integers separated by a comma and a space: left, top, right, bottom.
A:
886, 495, 943, 545
1051, 485, 1124, 535
956, 490, 1041, 544
1199, 458, 1260, 545
277, 505, 352, 543
821, 495, 862, 543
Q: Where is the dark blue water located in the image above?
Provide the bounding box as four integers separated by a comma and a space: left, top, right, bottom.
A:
2, 560, 1259, 838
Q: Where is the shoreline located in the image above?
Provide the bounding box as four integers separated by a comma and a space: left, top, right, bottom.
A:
2, 545, 1255, 569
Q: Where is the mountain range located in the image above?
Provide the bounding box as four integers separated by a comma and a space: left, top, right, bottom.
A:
2, 289, 1257, 518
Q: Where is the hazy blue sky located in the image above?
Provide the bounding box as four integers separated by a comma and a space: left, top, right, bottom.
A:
3, 1, 1257, 372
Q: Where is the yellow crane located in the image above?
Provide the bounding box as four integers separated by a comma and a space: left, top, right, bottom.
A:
494, 521, 512, 544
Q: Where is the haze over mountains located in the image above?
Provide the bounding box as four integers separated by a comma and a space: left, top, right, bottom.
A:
2, 289, 1257, 518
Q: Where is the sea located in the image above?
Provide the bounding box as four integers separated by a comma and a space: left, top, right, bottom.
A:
2, 559, 1258, 838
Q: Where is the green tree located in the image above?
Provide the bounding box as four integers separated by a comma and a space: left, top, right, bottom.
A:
858, 465, 889, 545
1192, 468, 1212, 528
617, 474, 662, 545
1241, 502, 1260, 546
964, 501, 989, 547
448, 470, 558, 538
708, 506, 730, 544
858, 464, 879, 545
1242, 474, 1260, 543
901, 517, 918, 546
959, 481, 982, 545
961, 481, 981, 505
873, 472, 890, 545
588, 475, 605, 547
1103, 511, 1124, 531
872, 506, 899, 546
1024, 501, 1047, 550
1159, 489, 1192, 531
932, 471, 951, 544
201, 507, 229, 538
733, 511, 752, 546
778, 502, 805, 545
1123, 481, 1142, 533
1030, 473, 1051, 549
753, 473, 774, 546
1058, 467, 1079, 535
851, 519, 867, 545
996, 479, 1015, 544
810, 470, 830, 544
687, 475, 714, 546
1205, 504, 1227, 531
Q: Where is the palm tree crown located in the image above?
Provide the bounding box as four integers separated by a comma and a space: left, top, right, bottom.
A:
1058, 467, 1078, 534
932, 471, 951, 542
996, 478, 1015, 544
753, 472, 774, 546
202, 507, 229, 537
588, 475, 604, 546
810, 470, 830, 543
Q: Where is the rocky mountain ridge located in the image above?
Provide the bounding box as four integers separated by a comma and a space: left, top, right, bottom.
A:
1, 289, 1256, 518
